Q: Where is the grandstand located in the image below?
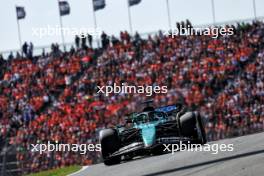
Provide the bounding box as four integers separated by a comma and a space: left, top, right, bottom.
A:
0, 19, 263, 175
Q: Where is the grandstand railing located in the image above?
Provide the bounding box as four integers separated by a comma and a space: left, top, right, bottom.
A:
0, 138, 21, 176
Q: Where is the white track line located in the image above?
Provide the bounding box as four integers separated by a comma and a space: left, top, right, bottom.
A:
67, 166, 89, 176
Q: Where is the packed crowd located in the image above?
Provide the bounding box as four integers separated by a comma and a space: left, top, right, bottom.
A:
0, 21, 263, 174
0, 45, 97, 172
203, 48, 264, 140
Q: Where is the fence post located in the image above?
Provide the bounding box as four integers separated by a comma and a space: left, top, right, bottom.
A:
1, 143, 7, 176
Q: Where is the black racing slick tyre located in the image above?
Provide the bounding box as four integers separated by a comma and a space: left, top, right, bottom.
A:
180, 112, 196, 137
179, 112, 207, 144
99, 129, 121, 165
194, 112, 207, 144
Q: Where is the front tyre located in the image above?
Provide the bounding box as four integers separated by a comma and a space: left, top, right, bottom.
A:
99, 129, 121, 165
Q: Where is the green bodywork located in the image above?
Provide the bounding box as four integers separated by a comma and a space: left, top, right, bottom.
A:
127, 112, 167, 147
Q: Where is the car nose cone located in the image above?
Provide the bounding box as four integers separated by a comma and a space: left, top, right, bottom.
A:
141, 124, 156, 147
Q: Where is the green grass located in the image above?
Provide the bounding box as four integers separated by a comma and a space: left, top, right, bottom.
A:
26, 165, 81, 176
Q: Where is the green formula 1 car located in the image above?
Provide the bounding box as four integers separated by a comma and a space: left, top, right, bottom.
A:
99, 103, 207, 165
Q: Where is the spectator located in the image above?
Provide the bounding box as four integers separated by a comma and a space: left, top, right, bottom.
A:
8, 52, 14, 60
28, 42, 34, 58
81, 35, 87, 49
75, 35, 80, 49
101, 31, 109, 49
22, 42, 28, 57
88, 34, 93, 48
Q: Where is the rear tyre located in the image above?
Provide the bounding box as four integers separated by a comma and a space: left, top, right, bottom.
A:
194, 112, 207, 144
99, 129, 121, 165
179, 112, 197, 137
179, 112, 207, 144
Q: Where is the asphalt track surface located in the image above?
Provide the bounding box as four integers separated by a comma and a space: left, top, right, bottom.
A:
70, 132, 264, 176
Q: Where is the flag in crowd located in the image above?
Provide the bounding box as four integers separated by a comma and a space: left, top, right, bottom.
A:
16, 6, 26, 20
59, 1, 70, 16
93, 0, 106, 11
128, 0, 142, 7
